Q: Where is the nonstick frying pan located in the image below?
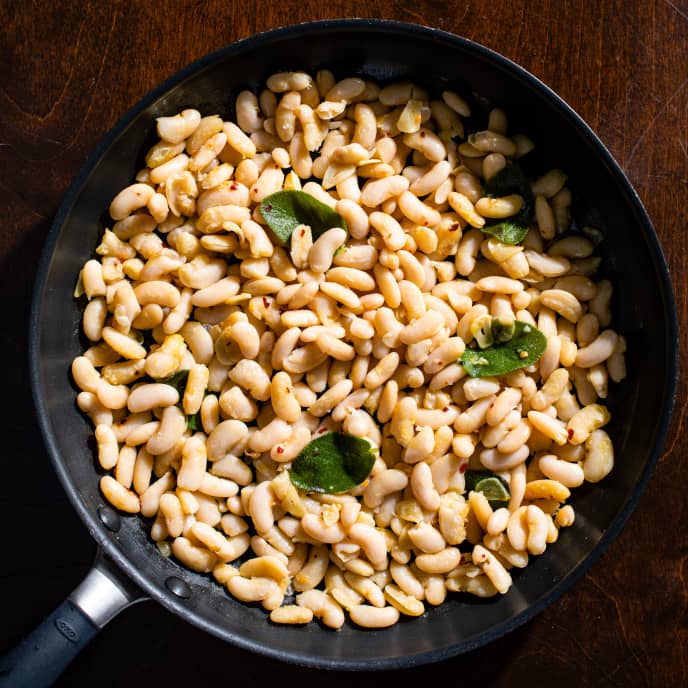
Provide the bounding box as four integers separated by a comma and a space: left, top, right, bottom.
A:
0, 18, 677, 687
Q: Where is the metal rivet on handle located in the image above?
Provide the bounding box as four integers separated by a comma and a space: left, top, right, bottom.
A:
165, 576, 192, 599
97, 506, 121, 532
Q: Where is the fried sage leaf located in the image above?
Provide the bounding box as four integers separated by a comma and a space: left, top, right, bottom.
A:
186, 410, 202, 431
260, 190, 347, 245
480, 162, 534, 245
465, 469, 511, 508
157, 369, 189, 395
289, 432, 376, 494
156, 369, 203, 430
460, 321, 546, 377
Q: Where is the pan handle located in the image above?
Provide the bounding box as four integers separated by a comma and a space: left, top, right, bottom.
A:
0, 549, 145, 688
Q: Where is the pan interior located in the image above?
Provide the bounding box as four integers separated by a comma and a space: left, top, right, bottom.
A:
30, 20, 677, 670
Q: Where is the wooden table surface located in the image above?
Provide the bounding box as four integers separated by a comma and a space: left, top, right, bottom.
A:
1, 1, 686, 686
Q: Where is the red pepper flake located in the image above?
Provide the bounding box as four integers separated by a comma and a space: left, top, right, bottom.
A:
420, 131, 426, 138
276, 446, 284, 454
567, 428, 574, 440
443, 406, 449, 412
300, 228, 306, 237
459, 462, 468, 474
262, 297, 270, 308
450, 223, 460, 231
252, 188, 259, 194
230, 182, 239, 190
318, 427, 327, 434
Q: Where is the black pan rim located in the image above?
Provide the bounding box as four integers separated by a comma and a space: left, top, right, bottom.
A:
28, 17, 679, 671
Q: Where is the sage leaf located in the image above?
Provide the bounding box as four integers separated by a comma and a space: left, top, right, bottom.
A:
157, 369, 189, 396
289, 432, 376, 494
481, 163, 534, 245
260, 190, 347, 245
186, 410, 202, 432
465, 470, 511, 508
460, 321, 547, 377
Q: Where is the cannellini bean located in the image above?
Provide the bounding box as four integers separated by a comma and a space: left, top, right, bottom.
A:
228, 359, 271, 401
361, 175, 409, 208
583, 429, 615, 482
527, 410, 568, 445
363, 469, 408, 509
473, 544, 512, 593
348, 523, 387, 570
555, 505, 576, 528
480, 444, 530, 471
156, 109, 201, 143
506, 506, 528, 551
364, 352, 400, 390
399, 310, 443, 345
383, 584, 425, 617
177, 435, 207, 491
307, 227, 346, 273
296, 589, 345, 629
349, 604, 400, 628
540, 289, 583, 323
525, 505, 550, 555
410, 462, 440, 512
100, 476, 140, 513
475, 275, 524, 294
146, 406, 186, 455
95, 424, 119, 470
398, 190, 441, 227
408, 521, 445, 554
531, 169, 567, 197
249, 418, 293, 453
525, 251, 571, 278
270, 606, 313, 625
101, 327, 147, 361
236, 90, 264, 133
538, 454, 585, 487
127, 384, 179, 413
226, 575, 282, 610
575, 330, 619, 368
448, 192, 484, 228
293, 545, 329, 591
109, 184, 155, 220
523, 479, 571, 502
415, 547, 461, 574
301, 513, 346, 544
566, 403, 611, 445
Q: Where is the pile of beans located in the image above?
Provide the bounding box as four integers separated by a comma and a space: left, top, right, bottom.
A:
71, 69, 626, 629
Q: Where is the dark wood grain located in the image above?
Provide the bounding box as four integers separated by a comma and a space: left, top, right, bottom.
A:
1, 1, 686, 686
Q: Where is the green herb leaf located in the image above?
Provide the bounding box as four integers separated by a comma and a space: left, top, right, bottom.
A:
260, 190, 347, 245
460, 321, 547, 377
289, 432, 376, 494
480, 219, 530, 246
156, 369, 189, 396
186, 411, 202, 432
465, 469, 511, 508
481, 163, 534, 245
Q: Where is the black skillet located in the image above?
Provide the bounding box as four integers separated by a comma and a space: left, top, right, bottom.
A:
0, 18, 677, 687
